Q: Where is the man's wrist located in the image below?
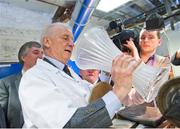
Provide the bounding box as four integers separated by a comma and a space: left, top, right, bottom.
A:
112, 85, 129, 102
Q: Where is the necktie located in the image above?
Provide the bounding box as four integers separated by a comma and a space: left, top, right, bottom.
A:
63, 65, 72, 77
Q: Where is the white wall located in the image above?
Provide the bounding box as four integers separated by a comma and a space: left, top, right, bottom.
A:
0, 2, 52, 62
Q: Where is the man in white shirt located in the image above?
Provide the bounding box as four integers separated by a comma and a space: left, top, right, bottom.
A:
19, 22, 141, 128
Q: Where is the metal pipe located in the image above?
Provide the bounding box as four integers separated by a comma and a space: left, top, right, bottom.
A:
71, 0, 100, 42
68, 0, 100, 74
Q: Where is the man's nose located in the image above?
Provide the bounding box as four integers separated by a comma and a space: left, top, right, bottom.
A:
69, 39, 74, 47
143, 37, 149, 42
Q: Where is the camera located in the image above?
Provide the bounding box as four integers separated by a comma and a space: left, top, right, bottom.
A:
144, 13, 165, 30
112, 29, 140, 53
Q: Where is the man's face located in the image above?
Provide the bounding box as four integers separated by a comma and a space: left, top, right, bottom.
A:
139, 30, 161, 54
45, 26, 74, 64
22, 47, 43, 68
80, 69, 100, 84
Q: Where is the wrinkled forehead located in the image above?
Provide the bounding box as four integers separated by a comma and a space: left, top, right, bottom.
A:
52, 25, 72, 35
52, 26, 73, 39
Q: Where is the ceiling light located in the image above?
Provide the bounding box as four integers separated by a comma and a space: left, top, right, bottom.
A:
96, 0, 131, 12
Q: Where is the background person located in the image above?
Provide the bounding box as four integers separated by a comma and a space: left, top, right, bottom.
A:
0, 41, 43, 127
122, 29, 170, 106
80, 69, 100, 84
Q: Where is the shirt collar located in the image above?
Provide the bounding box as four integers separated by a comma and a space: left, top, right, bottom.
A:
21, 69, 25, 75
145, 54, 155, 65
93, 79, 99, 85
45, 56, 65, 71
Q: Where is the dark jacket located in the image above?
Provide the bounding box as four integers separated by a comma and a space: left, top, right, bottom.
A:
171, 53, 180, 66
0, 72, 24, 127
0, 105, 6, 128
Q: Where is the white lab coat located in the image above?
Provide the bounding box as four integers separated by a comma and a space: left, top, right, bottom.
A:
19, 59, 92, 128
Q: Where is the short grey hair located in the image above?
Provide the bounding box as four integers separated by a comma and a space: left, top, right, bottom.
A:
40, 22, 72, 45
18, 41, 41, 65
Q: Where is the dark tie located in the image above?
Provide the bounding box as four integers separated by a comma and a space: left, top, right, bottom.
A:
63, 65, 72, 77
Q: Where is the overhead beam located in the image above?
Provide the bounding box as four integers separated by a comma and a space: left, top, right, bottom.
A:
52, 6, 74, 23
36, 0, 76, 7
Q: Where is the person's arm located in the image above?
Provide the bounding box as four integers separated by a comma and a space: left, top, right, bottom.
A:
122, 88, 144, 106
19, 55, 140, 128
0, 105, 6, 128
171, 50, 180, 65
0, 79, 8, 116
64, 55, 141, 128
175, 50, 180, 59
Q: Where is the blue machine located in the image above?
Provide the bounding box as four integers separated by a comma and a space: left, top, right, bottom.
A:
0, 63, 22, 79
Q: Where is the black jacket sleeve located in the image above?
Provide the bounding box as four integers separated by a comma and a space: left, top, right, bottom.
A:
171, 52, 180, 66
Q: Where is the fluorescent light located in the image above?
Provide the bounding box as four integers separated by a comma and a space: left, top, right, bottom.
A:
96, 0, 131, 12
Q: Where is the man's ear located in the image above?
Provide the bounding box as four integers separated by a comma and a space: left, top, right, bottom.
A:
21, 55, 26, 63
42, 37, 51, 48
158, 38, 162, 46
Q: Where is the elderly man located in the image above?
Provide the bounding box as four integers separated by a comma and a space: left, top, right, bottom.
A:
0, 41, 43, 128
19, 23, 141, 128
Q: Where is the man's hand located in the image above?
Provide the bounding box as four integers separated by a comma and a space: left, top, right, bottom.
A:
111, 54, 141, 101
124, 38, 140, 60
176, 49, 180, 59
